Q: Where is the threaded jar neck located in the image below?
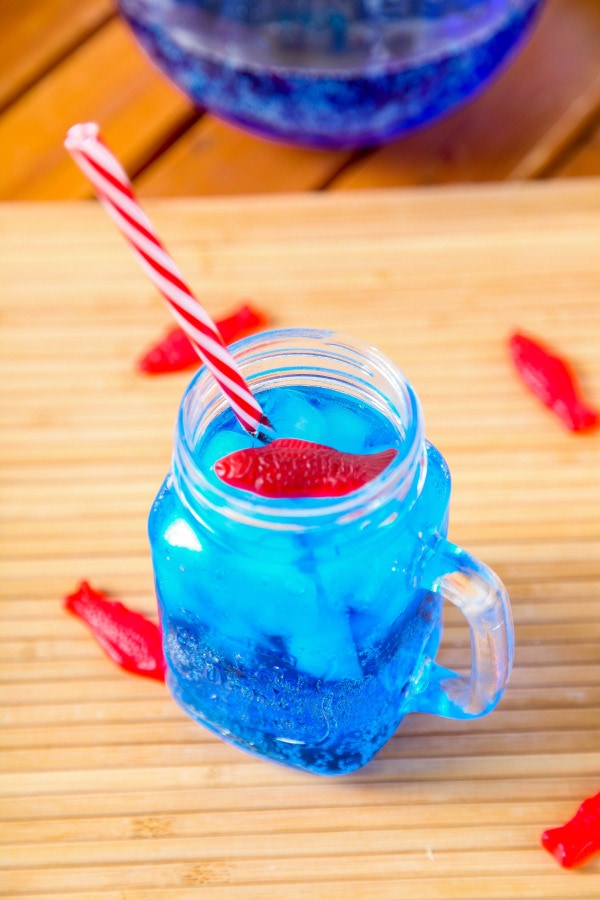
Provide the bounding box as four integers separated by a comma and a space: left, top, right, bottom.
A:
172, 328, 426, 532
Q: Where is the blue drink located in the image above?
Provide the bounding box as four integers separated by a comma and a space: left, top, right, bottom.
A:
118, 0, 542, 148
149, 330, 513, 774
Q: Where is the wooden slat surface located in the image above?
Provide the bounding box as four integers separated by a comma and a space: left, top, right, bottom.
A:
1, 180, 599, 897
0, 0, 114, 112
556, 122, 600, 177
0, 17, 197, 200
135, 116, 354, 197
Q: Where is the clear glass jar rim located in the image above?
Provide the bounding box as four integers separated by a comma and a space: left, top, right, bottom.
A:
172, 328, 425, 529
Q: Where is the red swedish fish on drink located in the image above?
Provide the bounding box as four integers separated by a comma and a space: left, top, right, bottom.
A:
214, 438, 398, 498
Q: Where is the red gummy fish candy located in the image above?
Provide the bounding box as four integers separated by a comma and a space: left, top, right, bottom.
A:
63, 581, 165, 681
214, 438, 398, 498
508, 332, 598, 432
138, 303, 268, 373
542, 790, 600, 869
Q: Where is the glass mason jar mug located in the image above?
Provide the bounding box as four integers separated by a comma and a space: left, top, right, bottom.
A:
118, 0, 544, 148
148, 329, 514, 774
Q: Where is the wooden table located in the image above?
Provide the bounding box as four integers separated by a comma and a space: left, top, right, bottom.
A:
2, 0, 600, 199
1, 179, 599, 897
2, 1, 600, 895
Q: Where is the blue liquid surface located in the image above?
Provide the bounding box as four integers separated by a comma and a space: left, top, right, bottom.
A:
149, 385, 451, 773
119, 0, 542, 148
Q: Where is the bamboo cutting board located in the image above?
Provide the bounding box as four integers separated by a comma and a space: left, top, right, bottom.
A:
1, 180, 599, 899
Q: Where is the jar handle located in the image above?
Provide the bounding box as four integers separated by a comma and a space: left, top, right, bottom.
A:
408, 536, 514, 719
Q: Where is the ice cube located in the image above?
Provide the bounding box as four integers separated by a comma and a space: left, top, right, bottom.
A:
261, 388, 326, 443
286, 610, 363, 682
211, 549, 363, 681
317, 397, 372, 452
278, 572, 363, 681
207, 429, 255, 467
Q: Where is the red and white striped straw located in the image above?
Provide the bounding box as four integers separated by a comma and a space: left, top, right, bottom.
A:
65, 122, 267, 436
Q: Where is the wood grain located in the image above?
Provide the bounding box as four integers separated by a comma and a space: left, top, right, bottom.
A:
331, 0, 600, 189
0, 0, 114, 112
0, 17, 196, 200
136, 116, 354, 197
3, 0, 600, 200
1, 181, 599, 897
555, 122, 600, 178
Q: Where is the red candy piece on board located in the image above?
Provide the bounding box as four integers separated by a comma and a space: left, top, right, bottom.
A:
138, 303, 269, 373
508, 332, 598, 432
541, 791, 600, 869
138, 326, 198, 373
214, 438, 398, 498
63, 581, 165, 681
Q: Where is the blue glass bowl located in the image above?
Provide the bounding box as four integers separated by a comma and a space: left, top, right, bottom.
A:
118, 0, 544, 149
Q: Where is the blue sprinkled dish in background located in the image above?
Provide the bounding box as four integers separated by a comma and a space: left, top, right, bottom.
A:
118, 0, 544, 149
